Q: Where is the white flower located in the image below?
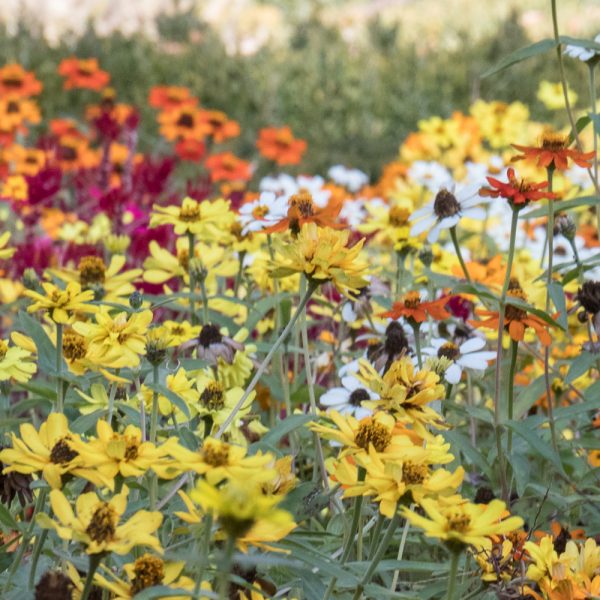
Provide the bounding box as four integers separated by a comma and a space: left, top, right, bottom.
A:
340, 198, 368, 228
259, 173, 297, 196
320, 360, 376, 418
238, 191, 288, 234
421, 337, 496, 384
407, 160, 453, 192
293, 175, 331, 208
564, 34, 600, 62
409, 183, 488, 243
328, 165, 369, 192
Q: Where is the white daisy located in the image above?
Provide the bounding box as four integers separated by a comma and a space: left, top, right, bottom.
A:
564, 34, 600, 62
421, 337, 496, 384
328, 165, 369, 192
407, 160, 453, 192
409, 183, 489, 243
238, 191, 288, 234
259, 173, 297, 197
320, 360, 377, 418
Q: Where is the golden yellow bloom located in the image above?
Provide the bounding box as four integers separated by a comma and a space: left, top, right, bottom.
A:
38, 486, 162, 555
24, 281, 97, 324
0, 337, 36, 382
0, 413, 112, 489
1, 175, 28, 201
270, 222, 370, 298
150, 196, 235, 240
159, 320, 201, 347
73, 308, 153, 369
140, 367, 197, 417
402, 496, 523, 550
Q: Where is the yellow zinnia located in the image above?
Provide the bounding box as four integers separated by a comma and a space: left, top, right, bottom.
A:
24, 281, 98, 324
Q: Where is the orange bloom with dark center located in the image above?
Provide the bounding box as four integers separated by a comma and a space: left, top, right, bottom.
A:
263, 190, 343, 235
0, 64, 42, 97
256, 126, 307, 166
198, 110, 240, 143
58, 58, 110, 91
381, 291, 452, 323
50, 118, 84, 140
469, 281, 555, 345
148, 86, 197, 111
158, 106, 209, 141
480, 167, 555, 206
175, 138, 206, 162
204, 152, 251, 182
512, 131, 596, 171
0, 96, 41, 133
5, 145, 47, 176
54, 136, 100, 172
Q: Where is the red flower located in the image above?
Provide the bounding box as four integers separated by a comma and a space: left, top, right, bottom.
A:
204, 152, 251, 182
256, 126, 307, 166
0, 64, 42, 97
512, 132, 595, 171
148, 86, 197, 111
58, 58, 110, 91
175, 139, 206, 162
381, 291, 452, 323
479, 168, 555, 206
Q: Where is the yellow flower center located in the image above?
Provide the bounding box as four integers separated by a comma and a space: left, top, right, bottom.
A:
290, 191, 314, 217
506, 283, 528, 322
177, 248, 189, 271
202, 443, 230, 467
130, 554, 165, 594
402, 462, 429, 485
354, 420, 391, 452
403, 291, 421, 309
389, 206, 410, 227
252, 205, 269, 219
445, 511, 471, 534
0, 340, 8, 361
50, 437, 78, 464
200, 381, 225, 411
178, 203, 201, 223
85, 502, 118, 543
78, 256, 106, 287
540, 132, 568, 152
62, 330, 87, 361
433, 188, 460, 219
437, 342, 459, 361
124, 437, 140, 460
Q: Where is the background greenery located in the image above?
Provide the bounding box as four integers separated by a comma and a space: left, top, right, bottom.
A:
0, 6, 593, 176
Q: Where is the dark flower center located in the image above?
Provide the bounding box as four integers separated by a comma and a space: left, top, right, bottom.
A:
200, 382, 225, 411
78, 256, 106, 287
348, 388, 370, 406
198, 324, 223, 347
384, 322, 409, 356
202, 443, 230, 467
85, 503, 117, 543
577, 281, 600, 316
402, 462, 428, 485
176, 113, 194, 128
290, 191, 314, 217
50, 438, 78, 465
437, 342, 460, 361
433, 188, 460, 219
355, 420, 391, 452
130, 554, 165, 594
62, 331, 87, 361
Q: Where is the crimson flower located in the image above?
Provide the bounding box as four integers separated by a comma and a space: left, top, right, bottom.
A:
479, 168, 556, 206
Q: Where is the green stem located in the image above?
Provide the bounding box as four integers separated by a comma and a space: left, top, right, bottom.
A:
27, 529, 48, 589
234, 250, 246, 296
80, 553, 103, 600
149, 365, 160, 444
351, 511, 401, 600
106, 369, 120, 426
506, 339, 519, 455
412, 322, 422, 369
56, 323, 63, 413
193, 513, 213, 596
215, 280, 317, 438
187, 232, 197, 325
450, 226, 471, 282
217, 534, 236, 600
445, 550, 461, 600
390, 514, 411, 592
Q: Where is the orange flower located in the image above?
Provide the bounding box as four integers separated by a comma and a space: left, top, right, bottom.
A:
4, 145, 46, 176
50, 118, 85, 139
579, 223, 600, 248
480, 167, 554, 206
1, 175, 28, 202
175, 138, 206, 162
198, 110, 240, 143
0, 96, 41, 132
256, 126, 307, 165
54, 136, 99, 172
58, 57, 110, 91
204, 152, 252, 182
158, 105, 209, 141
263, 190, 343, 235
148, 85, 197, 111
469, 281, 555, 345
381, 291, 452, 323
451, 255, 505, 291
512, 131, 596, 171
0, 63, 42, 97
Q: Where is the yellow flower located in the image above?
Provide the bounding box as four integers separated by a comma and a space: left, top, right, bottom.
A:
150, 196, 235, 239
402, 496, 523, 551
159, 320, 201, 347
139, 368, 197, 417
0, 337, 36, 382
524, 535, 562, 583
0, 413, 112, 489
73, 308, 153, 369
537, 80, 578, 111
24, 281, 97, 324
270, 222, 370, 298
1, 175, 28, 201
0, 231, 15, 259
38, 485, 162, 555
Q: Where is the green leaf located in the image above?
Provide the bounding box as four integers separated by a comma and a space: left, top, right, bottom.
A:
15, 311, 60, 374
443, 430, 492, 478
565, 352, 595, 384
0, 504, 18, 530
482, 39, 556, 78
146, 383, 191, 419
260, 414, 314, 446
504, 296, 563, 330
132, 587, 201, 599
505, 420, 564, 474
559, 35, 600, 52
70, 410, 106, 434
567, 114, 591, 145
548, 282, 568, 329
520, 196, 600, 219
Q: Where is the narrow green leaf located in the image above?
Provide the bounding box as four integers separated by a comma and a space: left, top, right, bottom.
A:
520, 196, 600, 219
260, 414, 314, 446
548, 282, 567, 329
505, 420, 564, 473
146, 383, 191, 419
565, 352, 595, 384
482, 39, 556, 78
0, 504, 18, 530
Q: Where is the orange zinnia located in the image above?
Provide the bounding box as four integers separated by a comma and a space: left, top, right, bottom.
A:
381, 291, 452, 323
58, 57, 110, 91
0, 96, 41, 134
54, 136, 100, 172
175, 138, 206, 162
512, 131, 596, 171
469, 282, 555, 346
263, 190, 343, 235
256, 126, 307, 166
148, 86, 197, 111
204, 152, 252, 182
0, 63, 42, 97
158, 105, 209, 141
480, 167, 554, 206
198, 110, 241, 143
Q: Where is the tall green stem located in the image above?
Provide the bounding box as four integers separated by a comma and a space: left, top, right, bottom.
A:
217, 534, 236, 600
187, 232, 197, 324
506, 339, 519, 455
411, 322, 422, 369
445, 550, 461, 600
55, 323, 63, 413
215, 281, 317, 438
81, 553, 103, 600
193, 513, 213, 596
149, 364, 160, 510
450, 226, 471, 282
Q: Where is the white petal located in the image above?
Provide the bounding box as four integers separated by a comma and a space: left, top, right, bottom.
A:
409, 203, 434, 221
459, 337, 486, 353
410, 214, 437, 237
320, 389, 349, 406
341, 376, 361, 392
445, 363, 462, 384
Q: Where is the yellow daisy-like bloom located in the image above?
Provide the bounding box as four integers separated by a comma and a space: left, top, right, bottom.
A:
357, 357, 445, 428
93, 554, 200, 599
37, 485, 162, 555
68, 420, 177, 481
163, 437, 275, 484
270, 222, 370, 299
140, 368, 197, 418
473, 539, 515, 582
150, 196, 235, 240
262, 455, 298, 496
0, 413, 112, 490
537, 80, 578, 111
0, 337, 36, 383
159, 320, 201, 347
73, 308, 153, 369
24, 281, 98, 324
47, 254, 141, 304
177, 480, 296, 551
0, 231, 16, 259
402, 496, 524, 551
524, 535, 562, 584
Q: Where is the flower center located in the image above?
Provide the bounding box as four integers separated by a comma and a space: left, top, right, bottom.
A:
0, 340, 8, 361
198, 324, 223, 347
6, 101, 19, 114
389, 206, 410, 227
78, 256, 106, 287
130, 554, 165, 594
124, 437, 140, 460
402, 462, 429, 485
384, 322, 409, 356
200, 381, 225, 411
252, 205, 269, 219
176, 112, 195, 128
354, 420, 391, 452
437, 342, 460, 361
177, 248, 189, 271
403, 291, 421, 309
446, 511, 471, 534
178, 203, 201, 222
433, 188, 460, 219
289, 191, 314, 217
85, 502, 117, 543
348, 388, 370, 406
577, 281, 600, 315
540, 132, 568, 152
202, 443, 230, 467
505, 282, 528, 322
2, 76, 23, 88
50, 437, 78, 464
62, 330, 87, 361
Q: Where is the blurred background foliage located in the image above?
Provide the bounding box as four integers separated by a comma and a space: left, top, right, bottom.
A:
0, 3, 594, 176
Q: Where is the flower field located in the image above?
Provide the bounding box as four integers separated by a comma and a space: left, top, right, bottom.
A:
1, 6, 600, 600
